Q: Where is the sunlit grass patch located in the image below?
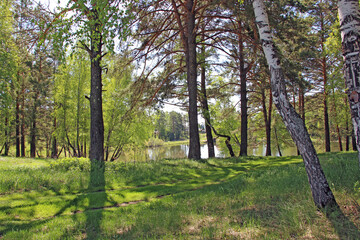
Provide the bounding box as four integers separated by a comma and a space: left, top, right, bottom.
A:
0, 152, 359, 239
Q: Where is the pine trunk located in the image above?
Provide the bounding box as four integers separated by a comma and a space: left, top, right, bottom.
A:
200, 54, 215, 158
239, 25, 248, 156
51, 117, 58, 158
261, 85, 272, 156
89, 23, 104, 162
323, 57, 331, 152
21, 89, 25, 157
253, 0, 337, 209
346, 120, 350, 151
30, 112, 36, 158
30, 92, 38, 158
338, 0, 360, 165
16, 97, 20, 157
336, 125, 343, 151
186, 0, 200, 159
4, 117, 9, 156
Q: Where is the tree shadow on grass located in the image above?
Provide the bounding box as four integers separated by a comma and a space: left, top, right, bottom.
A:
325, 204, 360, 239
84, 159, 107, 240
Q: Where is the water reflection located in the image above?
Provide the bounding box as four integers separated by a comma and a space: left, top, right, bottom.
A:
147, 144, 225, 160
117, 142, 344, 162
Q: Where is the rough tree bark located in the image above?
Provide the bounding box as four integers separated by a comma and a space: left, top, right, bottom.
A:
338, 0, 360, 165
30, 92, 38, 158
51, 117, 58, 158
89, 22, 104, 162
322, 58, 331, 152
4, 117, 9, 156
21, 83, 25, 157
185, 0, 201, 159
253, 0, 337, 208
261, 77, 273, 156
16, 96, 20, 157
239, 22, 248, 156
200, 55, 215, 158
319, 5, 331, 152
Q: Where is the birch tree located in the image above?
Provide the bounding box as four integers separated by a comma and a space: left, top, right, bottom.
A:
252, 0, 337, 208
338, 0, 360, 165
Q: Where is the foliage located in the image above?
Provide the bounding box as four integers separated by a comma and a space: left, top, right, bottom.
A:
0, 0, 17, 154
153, 110, 187, 142
50, 0, 132, 58
53, 51, 90, 157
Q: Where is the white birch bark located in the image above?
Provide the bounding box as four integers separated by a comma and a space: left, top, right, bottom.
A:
252, 0, 337, 208
338, 0, 360, 166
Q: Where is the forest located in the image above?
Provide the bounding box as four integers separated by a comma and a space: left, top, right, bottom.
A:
0, 0, 360, 239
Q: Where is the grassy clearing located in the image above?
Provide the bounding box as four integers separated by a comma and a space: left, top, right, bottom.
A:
0, 152, 359, 239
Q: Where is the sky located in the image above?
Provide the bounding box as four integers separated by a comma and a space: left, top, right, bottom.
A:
38, 0, 66, 10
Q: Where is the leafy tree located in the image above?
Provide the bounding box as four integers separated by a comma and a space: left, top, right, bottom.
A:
54, 51, 90, 158
0, 0, 17, 155
103, 55, 153, 161
153, 110, 186, 142
50, 0, 132, 162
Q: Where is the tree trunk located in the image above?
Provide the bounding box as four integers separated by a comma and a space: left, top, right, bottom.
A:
30, 112, 36, 158
274, 126, 282, 156
200, 45, 215, 158
239, 23, 248, 156
21, 88, 25, 157
352, 130, 357, 151
16, 97, 20, 157
84, 137, 87, 158
51, 117, 58, 158
253, 0, 337, 209
4, 117, 9, 156
76, 63, 82, 157
186, 0, 200, 159
336, 125, 343, 151
89, 22, 104, 162
299, 88, 305, 122
225, 138, 235, 157
261, 84, 272, 156
30, 92, 38, 158
322, 57, 331, 152
320, 7, 331, 153
346, 120, 350, 151
338, 0, 360, 164
267, 83, 273, 155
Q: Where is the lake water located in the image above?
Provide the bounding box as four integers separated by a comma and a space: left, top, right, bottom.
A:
118, 142, 344, 162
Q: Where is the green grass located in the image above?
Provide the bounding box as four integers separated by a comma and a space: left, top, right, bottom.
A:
0, 152, 359, 239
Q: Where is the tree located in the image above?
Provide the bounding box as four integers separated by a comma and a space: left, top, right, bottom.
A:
54, 52, 90, 158
199, 34, 215, 158
0, 0, 17, 156
338, 0, 360, 165
171, 0, 200, 159
51, 0, 131, 162
305, 0, 337, 152
103, 54, 153, 161
252, 0, 337, 208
